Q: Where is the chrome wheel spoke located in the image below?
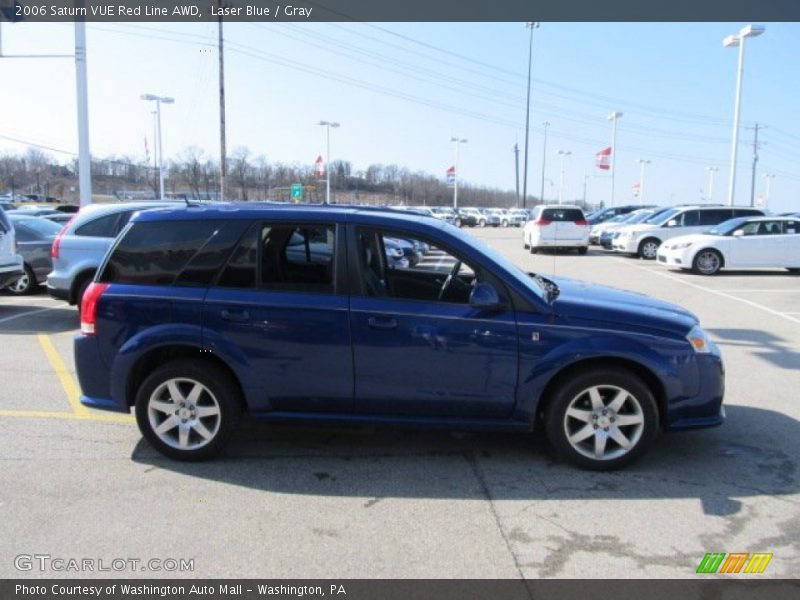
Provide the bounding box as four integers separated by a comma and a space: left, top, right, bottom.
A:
155, 415, 179, 435
594, 431, 608, 458
192, 420, 214, 441
608, 390, 627, 413
615, 414, 643, 427
166, 380, 184, 403
609, 426, 632, 450
569, 424, 595, 444
150, 400, 175, 415
185, 382, 204, 406
588, 387, 604, 411
178, 424, 190, 448
195, 405, 219, 418
566, 407, 593, 423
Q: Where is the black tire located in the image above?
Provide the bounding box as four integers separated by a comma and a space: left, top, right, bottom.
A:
135, 359, 242, 461
6, 264, 37, 295
544, 367, 659, 470
787, 268, 800, 274
577, 246, 588, 255
454, 217, 462, 228
502, 219, 509, 227
529, 245, 539, 254
692, 249, 723, 275
638, 238, 661, 260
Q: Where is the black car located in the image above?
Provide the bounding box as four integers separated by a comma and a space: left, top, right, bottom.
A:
5, 214, 62, 294
454, 208, 479, 227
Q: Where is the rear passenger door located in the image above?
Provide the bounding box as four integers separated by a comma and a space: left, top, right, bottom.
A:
202, 221, 354, 414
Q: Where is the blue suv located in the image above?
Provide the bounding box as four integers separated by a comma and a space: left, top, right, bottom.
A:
75, 204, 724, 469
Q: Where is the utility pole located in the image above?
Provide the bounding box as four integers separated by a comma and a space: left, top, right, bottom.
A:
608, 111, 623, 207
582, 174, 589, 206
706, 167, 719, 203
513, 143, 520, 206
521, 22, 538, 209
539, 121, 550, 205
746, 123, 763, 207
218, 0, 227, 201
762, 173, 774, 204
74, 18, 92, 207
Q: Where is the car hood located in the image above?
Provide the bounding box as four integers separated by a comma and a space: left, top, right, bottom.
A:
660, 233, 721, 249
551, 276, 697, 337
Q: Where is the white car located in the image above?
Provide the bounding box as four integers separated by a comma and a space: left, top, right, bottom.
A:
657, 216, 800, 275
523, 205, 589, 254
613, 205, 765, 259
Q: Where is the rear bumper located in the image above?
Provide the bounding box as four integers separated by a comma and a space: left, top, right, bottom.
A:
75, 334, 128, 413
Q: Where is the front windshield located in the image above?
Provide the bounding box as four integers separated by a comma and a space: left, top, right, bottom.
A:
626, 210, 657, 225
705, 217, 749, 236
443, 222, 547, 301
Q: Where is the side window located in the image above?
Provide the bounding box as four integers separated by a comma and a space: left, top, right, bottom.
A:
261, 224, 336, 293
114, 211, 135, 235
739, 221, 762, 236
99, 220, 223, 285
680, 210, 701, 227
358, 228, 476, 304
733, 209, 764, 218
217, 224, 258, 289
700, 209, 732, 226
785, 221, 798, 235
74, 213, 121, 237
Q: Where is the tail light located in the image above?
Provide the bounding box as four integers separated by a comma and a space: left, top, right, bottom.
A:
51, 216, 77, 259
575, 219, 588, 226
534, 219, 552, 226
80, 282, 109, 336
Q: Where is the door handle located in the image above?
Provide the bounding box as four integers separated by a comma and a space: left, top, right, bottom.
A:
220, 309, 250, 322
368, 316, 398, 330
472, 329, 493, 337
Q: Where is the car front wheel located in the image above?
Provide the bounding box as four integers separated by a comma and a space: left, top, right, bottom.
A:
7, 264, 37, 295
135, 360, 242, 461
638, 238, 661, 260
693, 249, 723, 275
544, 367, 659, 470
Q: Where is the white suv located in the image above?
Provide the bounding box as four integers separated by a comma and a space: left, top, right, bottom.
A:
0, 206, 24, 289
523, 205, 590, 254
613, 206, 765, 259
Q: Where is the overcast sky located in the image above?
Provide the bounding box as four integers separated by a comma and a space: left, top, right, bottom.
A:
0, 21, 798, 212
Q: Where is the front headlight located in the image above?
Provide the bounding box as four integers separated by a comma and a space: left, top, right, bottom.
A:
672, 241, 693, 250
686, 325, 716, 354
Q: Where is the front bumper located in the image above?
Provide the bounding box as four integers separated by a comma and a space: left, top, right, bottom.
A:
665, 353, 725, 431
613, 237, 639, 253
656, 247, 692, 268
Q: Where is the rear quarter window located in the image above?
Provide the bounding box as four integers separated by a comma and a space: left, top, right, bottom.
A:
74, 212, 125, 238
542, 208, 584, 221
99, 220, 230, 286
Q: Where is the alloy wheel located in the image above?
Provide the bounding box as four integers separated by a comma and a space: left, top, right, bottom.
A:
147, 378, 222, 451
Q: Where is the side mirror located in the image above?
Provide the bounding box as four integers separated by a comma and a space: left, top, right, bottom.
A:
733, 229, 744, 237
469, 282, 504, 311
666, 219, 678, 228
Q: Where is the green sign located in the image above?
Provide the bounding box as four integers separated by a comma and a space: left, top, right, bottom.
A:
290, 183, 304, 202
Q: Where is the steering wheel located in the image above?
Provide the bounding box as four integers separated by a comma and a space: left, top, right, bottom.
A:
438, 260, 462, 301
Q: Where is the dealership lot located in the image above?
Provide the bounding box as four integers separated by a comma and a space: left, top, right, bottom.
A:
0, 226, 798, 579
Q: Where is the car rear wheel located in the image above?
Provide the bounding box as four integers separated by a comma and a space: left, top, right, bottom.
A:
638, 238, 661, 260
529, 245, 539, 254
544, 367, 659, 470
135, 360, 242, 461
693, 249, 723, 275
577, 247, 588, 255
6, 264, 37, 295
454, 217, 462, 228
479, 219, 486, 228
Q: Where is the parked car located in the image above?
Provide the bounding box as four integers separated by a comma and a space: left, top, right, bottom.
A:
0, 201, 16, 212
507, 208, 529, 227
43, 213, 75, 225
657, 216, 800, 275
4, 214, 63, 294
47, 201, 176, 310
523, 205, 590, 254
8, 207, 61, 217
429, 206, 457, 226
478, 208, 502, 227
589, 214, 628, 245
613, 206, 765, 259
75, 204, 724, 469
455, 207, 482, 227
0, 205, 24, 289
587, 205, 648, 225
595, 208, 665, 248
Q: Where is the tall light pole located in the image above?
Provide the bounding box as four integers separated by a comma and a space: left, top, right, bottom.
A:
150, 110, 158, 195
607, 111, 622, 207
636, 159, 651, 205
450, 137, 468, 208
556, 150, 571, 205
706, 166, 719, 203
723, 24, 765, 206
539, 121, 550, 205
218, 3, 227, 201
521, 22, 539, 209
141, 94, 175, 200
318, 121, 340, 205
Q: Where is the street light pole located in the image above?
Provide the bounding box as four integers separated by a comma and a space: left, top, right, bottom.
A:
724, 24, 765, 206
706, 167, 719, 203
608, 111, 623, 207
521, 22, 538, 209
75, 20, 92, 207
450, 137, 467, 209
762, 173, 774, 204
636, 159, 651, 205
318, 121, 340, 205
539, 121, 550, 205
141, 94, 175, 200
556, 150, 571, 205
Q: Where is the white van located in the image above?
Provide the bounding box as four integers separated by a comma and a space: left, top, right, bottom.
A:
613, 206, 765, 259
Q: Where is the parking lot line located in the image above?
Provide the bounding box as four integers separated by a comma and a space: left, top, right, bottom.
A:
0, 409, 133, 424
0, 307, 60, 325
611, 258, 800, 325
37, 333, 90, 417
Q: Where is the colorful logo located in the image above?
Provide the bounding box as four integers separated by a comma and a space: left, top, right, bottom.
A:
696, 552, 773, 574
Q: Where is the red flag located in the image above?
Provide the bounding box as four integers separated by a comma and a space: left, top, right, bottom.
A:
632, 182, 641, 197
595, 147, 611, 170
446, 165, 455, 174
315, 155, 324, 177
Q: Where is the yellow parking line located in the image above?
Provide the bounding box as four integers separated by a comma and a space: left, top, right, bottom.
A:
37, 333, 90, 417
0, 409, 134, 424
